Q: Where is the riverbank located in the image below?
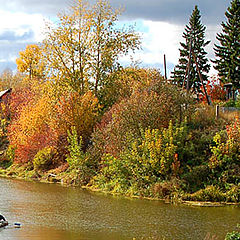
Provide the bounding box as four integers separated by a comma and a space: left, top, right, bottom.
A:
1, 163, 239, 207
1, 71, 240, 210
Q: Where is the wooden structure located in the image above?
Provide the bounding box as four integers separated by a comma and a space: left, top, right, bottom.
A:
0, 88, 12, 119
224, 83, 233, 100
0, 89, 12, 102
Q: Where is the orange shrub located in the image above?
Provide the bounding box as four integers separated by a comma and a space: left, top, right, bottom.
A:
53, 91, 100, 148
8, 88, 100, 164
8, 92, 58, 163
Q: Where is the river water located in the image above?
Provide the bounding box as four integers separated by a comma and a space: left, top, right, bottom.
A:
0, 177, 239, 240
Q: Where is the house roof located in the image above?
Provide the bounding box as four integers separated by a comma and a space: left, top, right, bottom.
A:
0, 89, 12, 99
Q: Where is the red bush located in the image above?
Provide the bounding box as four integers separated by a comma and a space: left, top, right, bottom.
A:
200, 76, 226, 103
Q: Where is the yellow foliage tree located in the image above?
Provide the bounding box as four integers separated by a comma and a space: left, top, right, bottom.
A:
43, 0, 141, 96
16, 44, 45, 81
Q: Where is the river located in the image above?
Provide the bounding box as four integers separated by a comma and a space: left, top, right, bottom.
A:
0, 177, 239, 240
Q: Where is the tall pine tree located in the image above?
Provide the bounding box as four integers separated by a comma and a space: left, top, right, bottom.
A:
213, 0, 240, 90
172, 6, 210, 94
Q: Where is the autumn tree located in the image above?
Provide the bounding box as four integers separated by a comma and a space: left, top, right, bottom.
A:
53, 91, 100, 148
0, 69, 27, 91
0, 69, 13, 90
213, 0, 240, 91
16, 44, 45, 81
43, 0, 141, 97
8, 80, 100, 164
172, 6, 210, 95
98, 67, 163, 110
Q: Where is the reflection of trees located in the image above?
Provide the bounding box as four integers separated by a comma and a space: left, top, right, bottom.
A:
9, 179, 73, 227
2, 178, 240, 240
15, 226, 83, 240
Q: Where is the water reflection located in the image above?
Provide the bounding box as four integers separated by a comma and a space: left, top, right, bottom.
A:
0, 177, 239, 240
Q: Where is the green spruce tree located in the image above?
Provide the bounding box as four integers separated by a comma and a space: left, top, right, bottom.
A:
172, 5, 210, 94
213, 0, 240, 91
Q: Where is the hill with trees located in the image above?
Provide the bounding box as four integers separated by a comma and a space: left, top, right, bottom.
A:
0, 0, 239, 204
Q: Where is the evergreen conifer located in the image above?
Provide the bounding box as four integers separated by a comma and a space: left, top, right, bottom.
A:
213, 0, 240, 90
172, 6, 210, 94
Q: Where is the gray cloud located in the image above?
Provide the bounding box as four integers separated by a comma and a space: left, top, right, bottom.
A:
0, 61, 17, 73
117, 0, 230, 25
0, 0, 231, 24
0, 0, 232, 73
0, 41, 34, 58
0, 29, 34, 42
1, 0, 68, 17
0, 41, 36, 72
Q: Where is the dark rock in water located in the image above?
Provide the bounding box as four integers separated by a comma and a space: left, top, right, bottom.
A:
14, 222, 21, 228
0, 221, 8, 228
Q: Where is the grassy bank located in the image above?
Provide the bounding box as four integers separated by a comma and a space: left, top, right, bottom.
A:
0, 71, 240, 205
1, 159, 239, 206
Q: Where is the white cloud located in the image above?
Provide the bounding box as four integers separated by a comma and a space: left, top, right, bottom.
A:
141, 21, 184, 65
0, 6, 223, 77
122, 20, 221, 77
0, 10, 45, 42
120, 20, 184, 76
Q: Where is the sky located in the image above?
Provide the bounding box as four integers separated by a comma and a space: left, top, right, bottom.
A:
0, 0, 232, 77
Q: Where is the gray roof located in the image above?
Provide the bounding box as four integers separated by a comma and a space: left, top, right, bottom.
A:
0, 89, 11, 98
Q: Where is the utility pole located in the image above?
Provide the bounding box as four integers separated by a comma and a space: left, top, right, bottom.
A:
164, 54, 167, 80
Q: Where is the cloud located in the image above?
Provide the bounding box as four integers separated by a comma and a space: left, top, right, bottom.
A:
0, 0, 67, 17
0, 9, 45, 71
0, 10, 45, 42
118, 0, 230, 25
0, 0, 231, 24
140, 21, 183, 65
0, 41, 31, 72
0, 29, 34, 42
0, 0, 230, 75
0, 60, 18, 73
120, 20, 184, 76
120, 19, 220, 77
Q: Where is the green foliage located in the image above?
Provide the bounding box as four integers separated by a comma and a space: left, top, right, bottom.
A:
66, 126, 87, 168
0, 118, 7, 137
33, 147, 56, 171
93, 121, 189, 196
172, 5, 210, 93
222, 99, 239, 108
213, 0, 240, 89
66, 126, 95, 185
225, 232, 240, 240
183, 185, 226, 202
93, 80, 194, 158
209, 117, 240, 169
225, 225, 240, 240
6, 145, 15, 162
225, 185, 240, 203
235, 97, 240, 109
182, 165, 211, 192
